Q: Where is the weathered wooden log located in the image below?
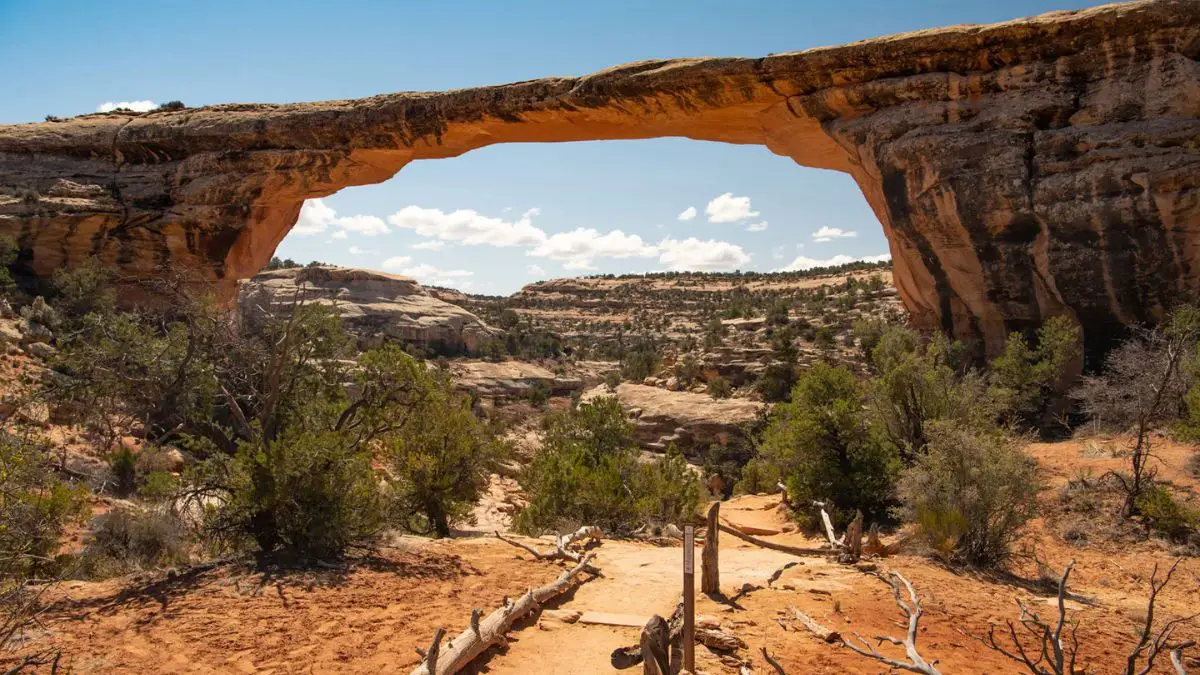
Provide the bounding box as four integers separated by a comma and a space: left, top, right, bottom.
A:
409, 552, 598, 675
840, 511, 863, 563
695, 627, 746, 652
701, 502, 720, 594
640, 614, 672, 675
718, 520, 826, 557
791, 608, 840, 643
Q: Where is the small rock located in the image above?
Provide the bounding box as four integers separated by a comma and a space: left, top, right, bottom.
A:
696, 614, 721, 630
23, 342, 56, 359
662, 523, 683, 539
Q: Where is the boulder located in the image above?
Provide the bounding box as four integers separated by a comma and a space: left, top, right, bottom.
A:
450, 360, 583, 399
238, 267, 498, 354
581, 383, 764, 456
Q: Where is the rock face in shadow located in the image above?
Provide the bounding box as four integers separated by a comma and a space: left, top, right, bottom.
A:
238, 267, 497, 354
1, 0, 1198, 357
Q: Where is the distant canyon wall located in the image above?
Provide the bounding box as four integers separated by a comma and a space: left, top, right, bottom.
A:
0, 0, 1197, 356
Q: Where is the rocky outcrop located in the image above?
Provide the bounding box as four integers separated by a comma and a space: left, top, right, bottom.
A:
581, 383, 764, 455
238, 267, 496, 354
1, 1, 1198, 358
448, 360, 583, 399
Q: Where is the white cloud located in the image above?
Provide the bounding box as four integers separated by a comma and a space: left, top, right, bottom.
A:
705, 193, 759, 223
387, 205, 545, 248
293, 199, 337, 235
811, 226, 857, 242
97, 100, 156, 113
348, 245, 376, 256
771, 246, 787, 260
522, 207, 541, 219
528, 228, 657, 270
657, 237, 751, 272
291, 199, 389, 237
400, 264, 474, 280
381, 256, 413, 270
412, 240, 446, 251
336, 214, 389, 237
677, 206, 697, 222
746, 221, 768, 233
776, 252, 891, 272
527, 264, 547, 276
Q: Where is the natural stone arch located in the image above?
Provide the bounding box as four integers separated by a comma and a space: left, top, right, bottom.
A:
0, 0, 1197, 358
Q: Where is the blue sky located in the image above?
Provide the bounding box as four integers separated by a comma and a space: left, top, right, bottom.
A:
1, 0, 1103, 294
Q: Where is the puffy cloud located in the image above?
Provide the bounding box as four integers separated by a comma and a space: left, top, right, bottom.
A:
522, 207, 541, 218
705, 193, 759, 223
380, 256, 412, 270
776, 252, 890, 272
527, 264, 547, 276
657, 237, 751, 272
811, 226, 857, 242
746, 221, 768, 233
291, 199, 389, 237
97, 100, 156, 113
677, 206, 697, 222
336, 214, 389, 236
387, 205, 545, 248
412, 240, 446, 251
293, 199, 337, 235
528, 228, 657, 270
399, 264, 474, 282
348, 245, 375, 255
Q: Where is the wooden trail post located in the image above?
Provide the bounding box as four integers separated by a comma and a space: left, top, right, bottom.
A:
682, 525, 695, 673
701, 502, 719, 594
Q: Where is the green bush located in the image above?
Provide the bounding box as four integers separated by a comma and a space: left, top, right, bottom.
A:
0, 433, 88, 580
707, 376, 732, 399
75, 507, 189, 578
899, 421, 1041, 566
604, 370, 622, 391
108, 445, 137, 497
621, 341, 660, 382
758, 362, 899, 527
383, 363, 501, 537
734, 457, 781, 496
51, 258, 115, 325
989, 315, 1080, 429
1134, 484, 1199, 543
515, 397, 640, 535
632, 448, 704, 525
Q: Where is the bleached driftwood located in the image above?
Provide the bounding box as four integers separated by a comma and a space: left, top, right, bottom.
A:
841, 571, 941, 675
409, 552, 599, 675
701, 502, 720, 594
791, 607, 841, 643
494, 526, 602, 574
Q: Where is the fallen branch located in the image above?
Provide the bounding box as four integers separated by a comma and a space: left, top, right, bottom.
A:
697, 626, 747, 652
718, 520, 826, 557
612, 601, 685, 670
494, 527, 602, 575
791, 607, 840, 643
409, 552, 599, 675
842, 572, 941, 675
760, 646, 786, 675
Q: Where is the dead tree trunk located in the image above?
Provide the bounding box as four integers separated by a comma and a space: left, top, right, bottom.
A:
409, 553, 599, 675
640, 615, 671, 675
701, 502, 720, 594
840, 511, 863, 564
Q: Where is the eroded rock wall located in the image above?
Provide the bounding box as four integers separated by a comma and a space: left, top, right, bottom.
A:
1, 0, 1197, 356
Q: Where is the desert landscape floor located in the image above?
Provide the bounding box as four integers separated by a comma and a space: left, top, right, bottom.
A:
16, 436, 1200, 674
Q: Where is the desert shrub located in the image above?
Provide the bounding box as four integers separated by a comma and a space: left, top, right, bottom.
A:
207, 428, 384, 558
758, 362, 899, 527
20, 296, 60, 332
156, 100, 186, 111
604, 370, 622, 391
75, 507, 189, 578
707, 376, 731, 399
108, 445, 137, 496
1134, 484, 1199, 543
51, 259, 115, 324
899, 421, 1041, 566
756, 326, 799, 403
0, 234, 18, 294
0, 432, 88, 580
632, 448, 704, 525
382, 360, 501, 537
734, 457, 781, 496
621, 341, 660, 382
527, 379, 551, 408
702, 317, 726, 350
866, 326, 997, 460
674, 354, 702, 387
515, 397, 642, 534
988, 315, 1080, 429
139, 471, 180, 503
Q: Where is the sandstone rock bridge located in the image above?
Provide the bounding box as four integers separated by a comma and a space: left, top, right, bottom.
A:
1, 0, 1198, 357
